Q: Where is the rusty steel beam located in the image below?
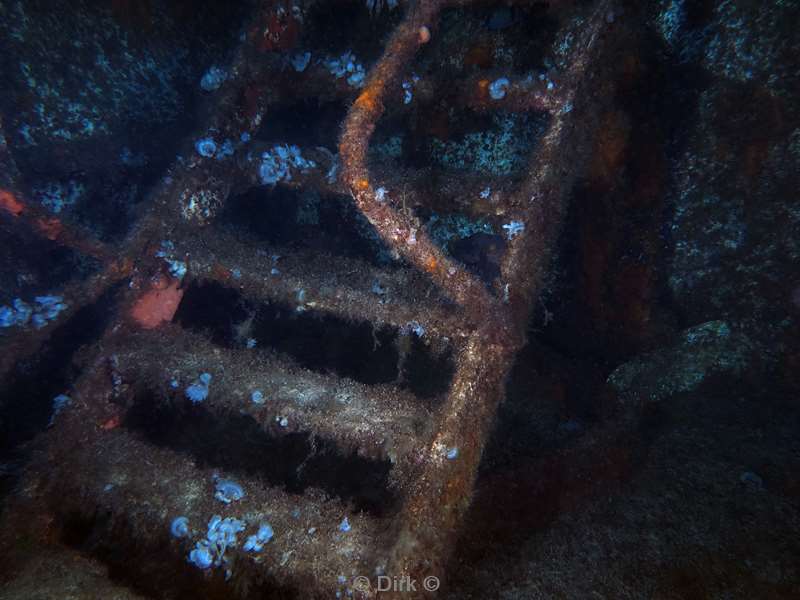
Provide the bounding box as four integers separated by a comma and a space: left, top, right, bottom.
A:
182, 226, 467, 341
338, 0, 502, 324
108, 325, 438, 475
335, 0, 615, 595
499, 2, 612, 330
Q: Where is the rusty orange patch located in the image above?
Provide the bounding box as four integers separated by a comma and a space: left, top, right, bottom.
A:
101, 415, 122, 430
0, 189, 24, 216
476, 79, 491, 103
130, 278, 184, 330
355, 90, 377, 111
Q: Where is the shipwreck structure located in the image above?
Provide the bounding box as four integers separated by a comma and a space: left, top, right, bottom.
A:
0, 0, 621, 597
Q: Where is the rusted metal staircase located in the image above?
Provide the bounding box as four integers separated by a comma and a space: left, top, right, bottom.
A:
1, 0, 615, 597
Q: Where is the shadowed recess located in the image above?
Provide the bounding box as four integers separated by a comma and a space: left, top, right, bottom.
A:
123, 389, 401, 516
219, 186, 395, 267
174, 280, 454, 398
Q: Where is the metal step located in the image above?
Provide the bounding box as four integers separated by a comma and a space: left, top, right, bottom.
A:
39, 415, 390, 597
182, 227, 466, 342
110, 325, 437, 475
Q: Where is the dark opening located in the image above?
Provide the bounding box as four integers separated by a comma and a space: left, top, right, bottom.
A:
250, 303, 401, 386
174, 280, 454, 399
255, 100, 347, 149
219, 186, 395, 267
401, 334, 455, 400
302, 0, 399, 58
172, 280, 251, 348
59, 510, 103, 549
124, 390, 400, 516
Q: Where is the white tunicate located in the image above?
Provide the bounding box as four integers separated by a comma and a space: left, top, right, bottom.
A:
324, 52, 366, 88
502, 220, 525, 240
200, 66, 227, 91
49, 394, 72, 426
171, 516, 190, 538
243, 522, 274, 552
185, 373, 212, 403
188, 515, 246, 571
214, 479, 245, 503
188, 541, 214, 569
402, 80, 413, 104
489, 78, 510, 100
291, 52, 312, 72
258, 145, 316, 185
195, 137, 217, 157
403, 321, 425, 337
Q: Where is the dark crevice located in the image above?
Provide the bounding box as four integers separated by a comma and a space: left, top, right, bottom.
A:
255, 100, 348, 150
123, 391, 399, 516
174, 280, 454, 399
303, 0, 400, 58
251, 305, 400, 386
172, 280, 251, 348
219, 187, 395, 267
400, 334, 454, 400
0, 225, 97, 303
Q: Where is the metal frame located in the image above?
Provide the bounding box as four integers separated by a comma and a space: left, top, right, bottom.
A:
1, 1, 614, 597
